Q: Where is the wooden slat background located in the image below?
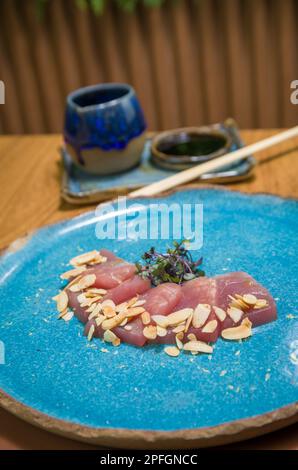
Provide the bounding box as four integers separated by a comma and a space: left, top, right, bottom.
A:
0, 0, 297, 134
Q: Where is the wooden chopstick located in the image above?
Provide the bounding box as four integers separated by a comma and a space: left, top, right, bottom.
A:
129, 126, 298, 197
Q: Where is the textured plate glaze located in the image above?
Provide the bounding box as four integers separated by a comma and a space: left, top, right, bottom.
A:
0, 188, 297, 449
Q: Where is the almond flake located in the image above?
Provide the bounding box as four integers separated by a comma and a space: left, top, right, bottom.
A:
242, 294, 257, 305
62, 310, 74, 322
172, 323, 186, 334
133, 299, 147, 307
86, 288, 107, 295
102, 306, 116, 318
101, 312, 127, 330
103, 330, 117, 343
164, 346, 180, 357
202, 319, 218, 333
124, 324, 132, 331
166, 308, 193, 327
192, 304, 211, 328
119, 318, 128, 327
229, 295, 249, 310
112, 338, 121, 347
213, 306, 226, 322
221, 318, 252, 340
156, 325, 167, 337
184, 311, 193, 333
95, 314, 105, 326
254, 299, 268, 309
126, 306, 145, 318
141, 311, 151, 325
87, 324, 95, 341
143, 325, 157, 340
227, 306, 243, 323
175, 333, 184, 350
56, 290, 68, 312
88, 303, 103, 320
183, 340, 213, 354
69, 274, 96, 292
151, 315, 169, 328
60, 266, 86, 280
70, 250, 100, 267
126, 296, 139, 308
187, 333, 197, 341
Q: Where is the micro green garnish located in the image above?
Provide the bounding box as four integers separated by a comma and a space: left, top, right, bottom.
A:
136, 241, 204, 286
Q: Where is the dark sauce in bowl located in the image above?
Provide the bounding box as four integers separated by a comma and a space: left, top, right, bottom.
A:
157, 133, 227, 158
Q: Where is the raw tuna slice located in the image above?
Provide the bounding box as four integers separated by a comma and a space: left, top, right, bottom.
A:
160, 277, 220, 343
86, 260, 136, 289
98, 249, 121, 262
104, 275, 151, 305
84, 282, 182, 347
214, 271, 277, 329
141, 283, 182, 315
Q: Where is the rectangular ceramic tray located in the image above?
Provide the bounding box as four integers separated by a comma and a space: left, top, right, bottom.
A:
61, 121, 255, 204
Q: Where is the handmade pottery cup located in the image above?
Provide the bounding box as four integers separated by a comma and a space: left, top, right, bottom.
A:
64, 83, 146, 175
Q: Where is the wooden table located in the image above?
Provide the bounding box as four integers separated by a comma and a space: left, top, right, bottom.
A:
0, 130, 297, 450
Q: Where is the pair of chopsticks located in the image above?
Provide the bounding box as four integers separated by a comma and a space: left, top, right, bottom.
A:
129, 126, 298, 198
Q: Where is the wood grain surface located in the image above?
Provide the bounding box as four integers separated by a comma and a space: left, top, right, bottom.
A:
0, 129, 297, 449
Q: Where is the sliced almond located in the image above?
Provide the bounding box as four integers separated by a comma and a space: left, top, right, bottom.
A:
227, 306, 243, 323
87, 324, 95, 341
56, 290, 68, 312
164, 346, 180, 357
187, 333, 197, 341
126, 296, 139, 308
156, 325, 167, 337
175, 332, 184, 349
183, 340, 213, 354
88, 303, 103, 320
102, 306, 116, 318
101, 311, 127, 330
143, 325, 157, 340
88, 254, 107, 265
70, 250, 100, 267
115, 301, 128, 313
172, 323, 186, 334
124, 324, 132, 331
151, 315, 169, 328
133, 299, 147, 307
166, 308, 193, 327
103, 329, 117, 343
213, 306, 226, 322
86, 288, 107, 295
60, 266, 86, 280
141, 311, 151, 325
119, 318, 128, 327
229, 295, 249, 310
126, 306, 145, 318
62, 310, 74, 322
254, 299, 268, 309
192, 304, 211, 328
221, 318, 252, 340
112, 337, 121, 347
202, 319, 218, 333
242, 294, 257, 305
69, 274, 96, 292
184, 311, 193, 333
95, 314, 105, 326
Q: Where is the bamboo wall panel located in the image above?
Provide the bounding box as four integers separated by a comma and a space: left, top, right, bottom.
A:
0, 0, 297, 134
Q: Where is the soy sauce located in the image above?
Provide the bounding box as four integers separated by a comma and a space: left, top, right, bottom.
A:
158, 133, 226, 157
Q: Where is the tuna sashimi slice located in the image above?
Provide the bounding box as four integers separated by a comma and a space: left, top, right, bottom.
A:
86, 260, 136, 289
141, 283, 182, 315
104, 275, 151, 305
214, 271, 277, 330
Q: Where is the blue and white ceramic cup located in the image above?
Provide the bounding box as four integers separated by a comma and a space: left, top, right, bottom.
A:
64, 83, 146, 175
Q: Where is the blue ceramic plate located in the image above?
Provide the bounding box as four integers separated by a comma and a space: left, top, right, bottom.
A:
0, 188, 297, 448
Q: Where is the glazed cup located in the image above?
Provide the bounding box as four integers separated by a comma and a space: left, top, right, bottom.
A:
63, 83, 146, 175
